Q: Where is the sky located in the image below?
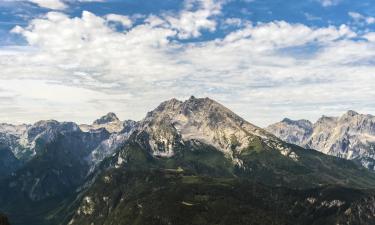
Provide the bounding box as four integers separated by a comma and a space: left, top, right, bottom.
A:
0, 0, 374, 126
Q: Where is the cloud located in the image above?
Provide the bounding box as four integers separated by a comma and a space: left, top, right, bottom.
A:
28, 0, 67, 10
165, 0, 224, 39
2, 2, 375, 126
24, 0, 106, 10
318, 0, 340, 7
348, 11, 375, 25
105, 14, 133, 28
364, 33, 375, 42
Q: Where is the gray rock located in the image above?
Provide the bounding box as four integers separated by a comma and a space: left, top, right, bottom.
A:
267, 110, 375, 170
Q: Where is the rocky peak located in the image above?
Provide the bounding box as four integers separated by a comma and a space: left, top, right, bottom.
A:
93, 112, 120, 125
146, 96, 242, 123
0, 123, 29, 137
268, 110, 375, 170
137, 97, 288, 159
15, 120, 82, 160
281, 118, 294, 124
316, 115, 338, 125
343, 110, 359, 117
143, 97, 239, 129
281, 118, 313, 130
80, 113, 124, 133
24, 120, 80, 141
266, 118, 313, 146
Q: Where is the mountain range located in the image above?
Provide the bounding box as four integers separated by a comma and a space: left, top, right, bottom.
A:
267, 110, 375, 170
0, 97, 375, 225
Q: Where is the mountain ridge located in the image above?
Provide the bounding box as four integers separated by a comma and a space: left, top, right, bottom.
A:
267, 110, 375, 170
1, 98, 375, 225
62, 98, 375, 225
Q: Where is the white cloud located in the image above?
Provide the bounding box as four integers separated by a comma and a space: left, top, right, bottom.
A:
165, 0, 224, 39
349, 12, 375, 25
364, 33, 375, 42
2, 4, 375, 126
223, 18, 244, 27
105, 14, 133, 28
25, 0, 106, 10
222, 22, 355, 47
28, 0, 67, 10
318, 0, 340, 7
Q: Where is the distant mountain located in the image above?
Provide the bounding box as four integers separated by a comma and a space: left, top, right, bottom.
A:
1, 98, 375, 225
80, 112, 127, 133
0, 113, 140, 225
267, 111, 375, 170
0, 121, 111, 205
93, 112, 119, 125
87, 119, 138, 168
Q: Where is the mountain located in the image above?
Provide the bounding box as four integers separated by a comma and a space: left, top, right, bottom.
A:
61, 97, 375, 225
267, 110, 375, 170
0, 122, 110, 209
0, 114, 140, 225
64, 170, 375, 225
0, 124, 25, 177
87, 119, 138, 168
0, 120, 113, 225
0, 145, 21, 179
80, 112, 126, 133
93, 112, 119, 125
1, 98, 375, 225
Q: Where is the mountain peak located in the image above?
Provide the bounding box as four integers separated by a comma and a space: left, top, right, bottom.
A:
149, 97, 219, 117
316, 115, 337, 124
281, 118, 294, 123
139, 96, 284, 158
185, 96, 215, 105
280, 118, 313, 129
93, 112, 119, 125
343, 110, 359, 117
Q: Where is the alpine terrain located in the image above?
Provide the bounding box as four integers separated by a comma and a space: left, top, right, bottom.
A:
267, 111, 375, 170
0, 97, 375, 225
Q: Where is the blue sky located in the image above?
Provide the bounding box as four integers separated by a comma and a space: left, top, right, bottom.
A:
1, 0, 374, 44
0, 0, 374, 126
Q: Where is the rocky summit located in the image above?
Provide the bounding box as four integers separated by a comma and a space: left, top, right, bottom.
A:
135, 96, 293, 160
267, 110, 375, 170
80, 112, 128, 133
1, 98, 375, 225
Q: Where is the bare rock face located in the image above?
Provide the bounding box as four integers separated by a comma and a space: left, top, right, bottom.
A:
267, 110, 375, 169
133, 96, 297, 162
267, 118, 313, 145
80, 113, 127, 133
0, 120, 82, 161
87, 120, 138, 168
93, 112, 119, 125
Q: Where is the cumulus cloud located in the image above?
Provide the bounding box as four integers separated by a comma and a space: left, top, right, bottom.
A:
1, 1, 375, 125
105, 14, 133, 28
165, 0, 224, 39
